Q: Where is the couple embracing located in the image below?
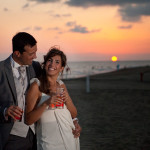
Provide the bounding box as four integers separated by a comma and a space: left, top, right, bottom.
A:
0, 32, 81, 150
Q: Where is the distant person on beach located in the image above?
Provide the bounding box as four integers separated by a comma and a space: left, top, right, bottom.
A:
116, 64, 120, 70
0, 32, 41, 150
0, 32, 81, 150
25, 47, 80, 150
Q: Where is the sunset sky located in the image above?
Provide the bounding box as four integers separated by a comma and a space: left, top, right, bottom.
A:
0, 0, 150, 61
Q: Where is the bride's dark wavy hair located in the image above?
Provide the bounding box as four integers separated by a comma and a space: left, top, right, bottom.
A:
39, 46, 67, 94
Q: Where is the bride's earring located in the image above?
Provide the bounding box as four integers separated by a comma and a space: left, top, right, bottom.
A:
59, 71, 62, 76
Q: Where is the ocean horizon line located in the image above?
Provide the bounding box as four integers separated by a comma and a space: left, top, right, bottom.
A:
36, 59, 150, 63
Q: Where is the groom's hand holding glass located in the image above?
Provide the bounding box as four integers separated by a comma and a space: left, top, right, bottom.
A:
5, 105, 23, 121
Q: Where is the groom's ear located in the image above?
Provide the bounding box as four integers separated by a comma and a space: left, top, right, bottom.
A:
14, 51, 21, 57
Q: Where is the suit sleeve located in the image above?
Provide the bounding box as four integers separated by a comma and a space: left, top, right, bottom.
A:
0, 62, 12, 123
32, 61, 42, 78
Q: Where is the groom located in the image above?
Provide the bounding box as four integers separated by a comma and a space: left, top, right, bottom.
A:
0, 32, 41, 150
0, 32, 81, 150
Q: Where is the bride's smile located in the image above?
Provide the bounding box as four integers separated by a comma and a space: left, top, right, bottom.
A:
45, 55, 64, 76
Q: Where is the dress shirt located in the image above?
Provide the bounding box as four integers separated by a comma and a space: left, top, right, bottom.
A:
4, 55, 28, 119
10, 56, 28, 78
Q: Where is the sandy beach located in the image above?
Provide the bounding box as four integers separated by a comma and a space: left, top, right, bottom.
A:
63, 66, 150, 150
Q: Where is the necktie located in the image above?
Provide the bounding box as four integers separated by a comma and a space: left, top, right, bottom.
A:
17, 66, 26, 122
18, 66, 26, 86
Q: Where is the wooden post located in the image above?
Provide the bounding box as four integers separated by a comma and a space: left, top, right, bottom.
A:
86, 75, 90, 93
140, 72, 143, 82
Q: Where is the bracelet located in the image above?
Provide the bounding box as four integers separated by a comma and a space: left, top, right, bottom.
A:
72, 118, 79, 122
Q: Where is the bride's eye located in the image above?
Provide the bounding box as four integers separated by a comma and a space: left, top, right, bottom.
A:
48, 59, 52, 62
55, 60, 59, 64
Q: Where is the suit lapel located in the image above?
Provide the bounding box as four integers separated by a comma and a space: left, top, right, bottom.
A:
4, 56, 17, 104
26, 67, 31, 89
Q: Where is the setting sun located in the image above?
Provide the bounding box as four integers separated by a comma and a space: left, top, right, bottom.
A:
111, 56, 118, 62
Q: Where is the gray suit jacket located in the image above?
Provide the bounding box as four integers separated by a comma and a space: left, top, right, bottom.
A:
0, 55, 41, 149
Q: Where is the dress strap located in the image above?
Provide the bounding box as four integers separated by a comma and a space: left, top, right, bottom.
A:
30, 78, 40, 86
57, 79, 64, 85
30, 78, 62, 86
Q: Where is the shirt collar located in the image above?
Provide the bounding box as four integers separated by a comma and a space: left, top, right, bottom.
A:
10, 55, 28, 69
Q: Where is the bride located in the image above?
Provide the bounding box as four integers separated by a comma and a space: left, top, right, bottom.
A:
25, 47, 80, 150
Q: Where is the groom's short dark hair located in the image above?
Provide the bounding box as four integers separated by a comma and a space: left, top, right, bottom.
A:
12, 32, 37, 53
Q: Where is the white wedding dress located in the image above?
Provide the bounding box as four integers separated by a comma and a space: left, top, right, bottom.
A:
30, 78, 80, 150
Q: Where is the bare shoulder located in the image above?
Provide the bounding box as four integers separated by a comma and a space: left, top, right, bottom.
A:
30, 81, 39, 89
28, 81, 41, 96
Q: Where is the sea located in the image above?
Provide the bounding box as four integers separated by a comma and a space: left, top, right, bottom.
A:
0, 54, 149, 79
61, 60, 150, 79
